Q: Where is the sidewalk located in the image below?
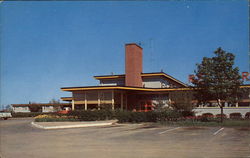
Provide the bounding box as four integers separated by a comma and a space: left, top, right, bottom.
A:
31, 120, 118, 129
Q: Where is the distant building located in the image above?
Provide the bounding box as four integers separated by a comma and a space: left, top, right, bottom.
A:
12, 103, 71, 113
61, 43, 250, 116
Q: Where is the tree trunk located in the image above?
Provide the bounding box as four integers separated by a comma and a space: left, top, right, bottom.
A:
217, 99, 223, 123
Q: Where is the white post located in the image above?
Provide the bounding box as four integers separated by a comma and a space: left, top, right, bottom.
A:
235, 102, 239, 107
125, 94, 128, 110
85, 92, 87, 110
72, 99, 75, 111
112, 90, 114, 110
98, 91, 101, 110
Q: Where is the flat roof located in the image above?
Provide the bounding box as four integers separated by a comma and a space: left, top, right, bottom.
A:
61, 85, 193, 92
61, 84, 250, 92
12, 103, 71, 107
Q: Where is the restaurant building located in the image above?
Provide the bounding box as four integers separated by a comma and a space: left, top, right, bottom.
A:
61, 43, 250, 116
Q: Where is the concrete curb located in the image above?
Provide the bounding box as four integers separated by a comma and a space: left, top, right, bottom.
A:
31, 121, 116, 130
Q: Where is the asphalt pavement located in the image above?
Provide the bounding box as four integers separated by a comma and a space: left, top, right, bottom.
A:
1, 118, 250, 158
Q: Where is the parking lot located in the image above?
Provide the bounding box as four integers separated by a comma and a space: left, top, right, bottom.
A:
1, 118, 250, 158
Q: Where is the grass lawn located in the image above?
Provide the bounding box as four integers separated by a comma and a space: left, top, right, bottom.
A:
158, 119, 250, 127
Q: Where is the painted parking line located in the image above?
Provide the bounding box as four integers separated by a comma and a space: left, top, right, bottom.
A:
158, 127, 181, 135
213, 127, 224, 136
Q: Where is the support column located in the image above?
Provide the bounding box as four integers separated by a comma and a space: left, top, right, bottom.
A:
112, 90, 114, 110
98, 91, 101, 110
125, 94, 128, 110
225, 102, 228, 107
235, 102, 239, 107
72, 99, 75, 111
121, 92, 124, 111
84, 92, 87, 110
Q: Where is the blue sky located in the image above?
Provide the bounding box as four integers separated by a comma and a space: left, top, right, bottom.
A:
1, 0, 249, 107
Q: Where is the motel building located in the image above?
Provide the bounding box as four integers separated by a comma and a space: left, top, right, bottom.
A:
60, 43, 250, 117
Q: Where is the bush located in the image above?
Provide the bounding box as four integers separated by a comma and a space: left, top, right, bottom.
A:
181, 111, 194, 117
115, 110, 181, 123
202, 113, 214, 118
114, 111, 149, 123
67, 110, 115, 121
34, 114, 78, 122
12, 112, 54, 118
245, 112, 250, 119
66, 110, 181, 123
229, 113, 242, 119
114, 111, 131, 123
32, 109, 184, 123
215, 114, 227, 119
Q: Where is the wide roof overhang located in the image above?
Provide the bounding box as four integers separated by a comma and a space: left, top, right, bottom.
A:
61, 86, 193, 92
61, 85, 250, 92
94, 72, 188, 87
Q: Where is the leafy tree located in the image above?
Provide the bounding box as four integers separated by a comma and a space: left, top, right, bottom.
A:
5, 105, 13, 112
169, 90, 194, 112
29, 104, 42, 112
192, 47, 243, 122
49, 98, 60, 104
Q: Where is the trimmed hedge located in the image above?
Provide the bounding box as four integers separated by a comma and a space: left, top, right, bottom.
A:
67, 110, 115, 121
12, 112, 55, 118
215, 114, 227, 119
35, 117, 78, 122
115, 111, 158, 123
202, 113, 214, 118
229, 113, 242, 119
66, 110, 182, 123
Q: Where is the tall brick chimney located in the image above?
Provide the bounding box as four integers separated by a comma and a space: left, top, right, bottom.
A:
125, 43, 143, 87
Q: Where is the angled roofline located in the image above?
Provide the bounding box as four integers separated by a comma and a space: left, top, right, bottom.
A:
61, 85, 193, 92
141, 72, 188, 87
94, 72, 188, 87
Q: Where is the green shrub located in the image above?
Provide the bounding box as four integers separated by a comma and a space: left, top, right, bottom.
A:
116, 110, 181, 123
12, 112, 54, 118
229, 113, 242, 119
215, 114, 227, 118
35, 117, 78, 122
67, 110, 115, 121
202, 113, 214, 118
145, 111, 158, 122
245, 112, 250, 119
30, 109, 186, 123
114, 111, 131, 123
66, 110, 182, 123
181, 111, 194, 117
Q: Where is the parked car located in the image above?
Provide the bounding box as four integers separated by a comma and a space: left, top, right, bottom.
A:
0, 112, 12, 120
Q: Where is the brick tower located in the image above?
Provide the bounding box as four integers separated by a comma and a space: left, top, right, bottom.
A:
125, 43, 143, 87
